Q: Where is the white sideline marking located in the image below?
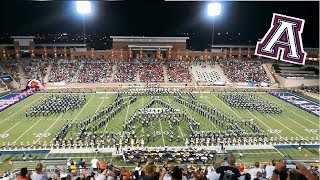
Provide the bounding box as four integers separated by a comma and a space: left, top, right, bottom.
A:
238, 152, 280, 155
0, 95, 45, 125
35, 94, 96, 143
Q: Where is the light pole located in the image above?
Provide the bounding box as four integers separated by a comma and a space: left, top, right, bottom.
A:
76, 1, 91, 44
208, 2, 221, 46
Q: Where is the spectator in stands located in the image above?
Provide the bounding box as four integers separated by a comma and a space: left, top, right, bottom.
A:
140, 161, 158, 180
132, 170, 140, 180
17, 167, 31, 180
106, 170, 115, 180
70, 162, 78, 176
79, 158, 86, 174
120, 167, 131, 180
216, 155, 241, 180
264, 160, 275, 179
219, 58, 270, 83
76, 173, 86, 180
99, 159, 107, 172
91, 156, 99, 171
248, 162, 264, 180
271, 160, 319, 180
238, 163, 245, 175
31, 163, 48, 180
240, 173, 251, 180
206, 164, 220, 180
96, 169, 107, 180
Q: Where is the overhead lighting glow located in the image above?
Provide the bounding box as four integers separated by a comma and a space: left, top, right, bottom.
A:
76, 1, 91, 15
208, 2, 221, 17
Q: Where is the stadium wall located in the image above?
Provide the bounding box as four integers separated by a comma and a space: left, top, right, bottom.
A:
276, 75, 319, 87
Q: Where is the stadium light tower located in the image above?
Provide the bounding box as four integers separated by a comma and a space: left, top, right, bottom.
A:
76, 1, 91, 44
208, 2, 221, 46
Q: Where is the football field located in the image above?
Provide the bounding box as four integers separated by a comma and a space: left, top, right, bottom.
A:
0, 90, 319, 170
0, 91, 319, 145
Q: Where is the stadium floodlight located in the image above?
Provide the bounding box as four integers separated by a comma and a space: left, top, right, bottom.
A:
208, 2, 221, 48
76, 1, 91, 44
208, 2, 221, 17
76, 1, 91, 15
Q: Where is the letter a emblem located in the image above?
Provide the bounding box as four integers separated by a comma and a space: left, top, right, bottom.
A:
255, 13, 306, 65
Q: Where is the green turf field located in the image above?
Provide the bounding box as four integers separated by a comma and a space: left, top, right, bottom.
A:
0, 90, 319, 171
0, 91, 319, 146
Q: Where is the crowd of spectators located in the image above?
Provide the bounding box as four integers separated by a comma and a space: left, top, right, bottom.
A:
7, 155, 319, 180
1, 61, 21, 83
49, 61, 80, 83
22, 60, 49, 82
166, 61, 192, 83
77, 60, 113, 83
139, 60, 164, 83
113, 61, 138, 83
219, 58, 270, 83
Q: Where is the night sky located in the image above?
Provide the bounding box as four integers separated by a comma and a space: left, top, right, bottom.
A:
1, 0, 319, 50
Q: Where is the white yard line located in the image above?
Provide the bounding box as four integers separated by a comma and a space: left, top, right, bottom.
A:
213, 92, 303, 138
198, 97, 222, 131
13, 118, 44, 143
178, 127, 184, 139
165, 96, 185, 138
209, 94, 282, 138
210, 94, 241, 119
158, 118, 166, 146
284, 116, 318, 135
274, 148, 285, 156
72, 95, 96, 123
124, 98, 131, 121
2, 121, 22, 134
245, 110, 282, 138
35, 94, 96, 143
282, 107, 318, 126
265, 114, 303, 138
41, 153, 51, 163
0, 95, 45, 125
